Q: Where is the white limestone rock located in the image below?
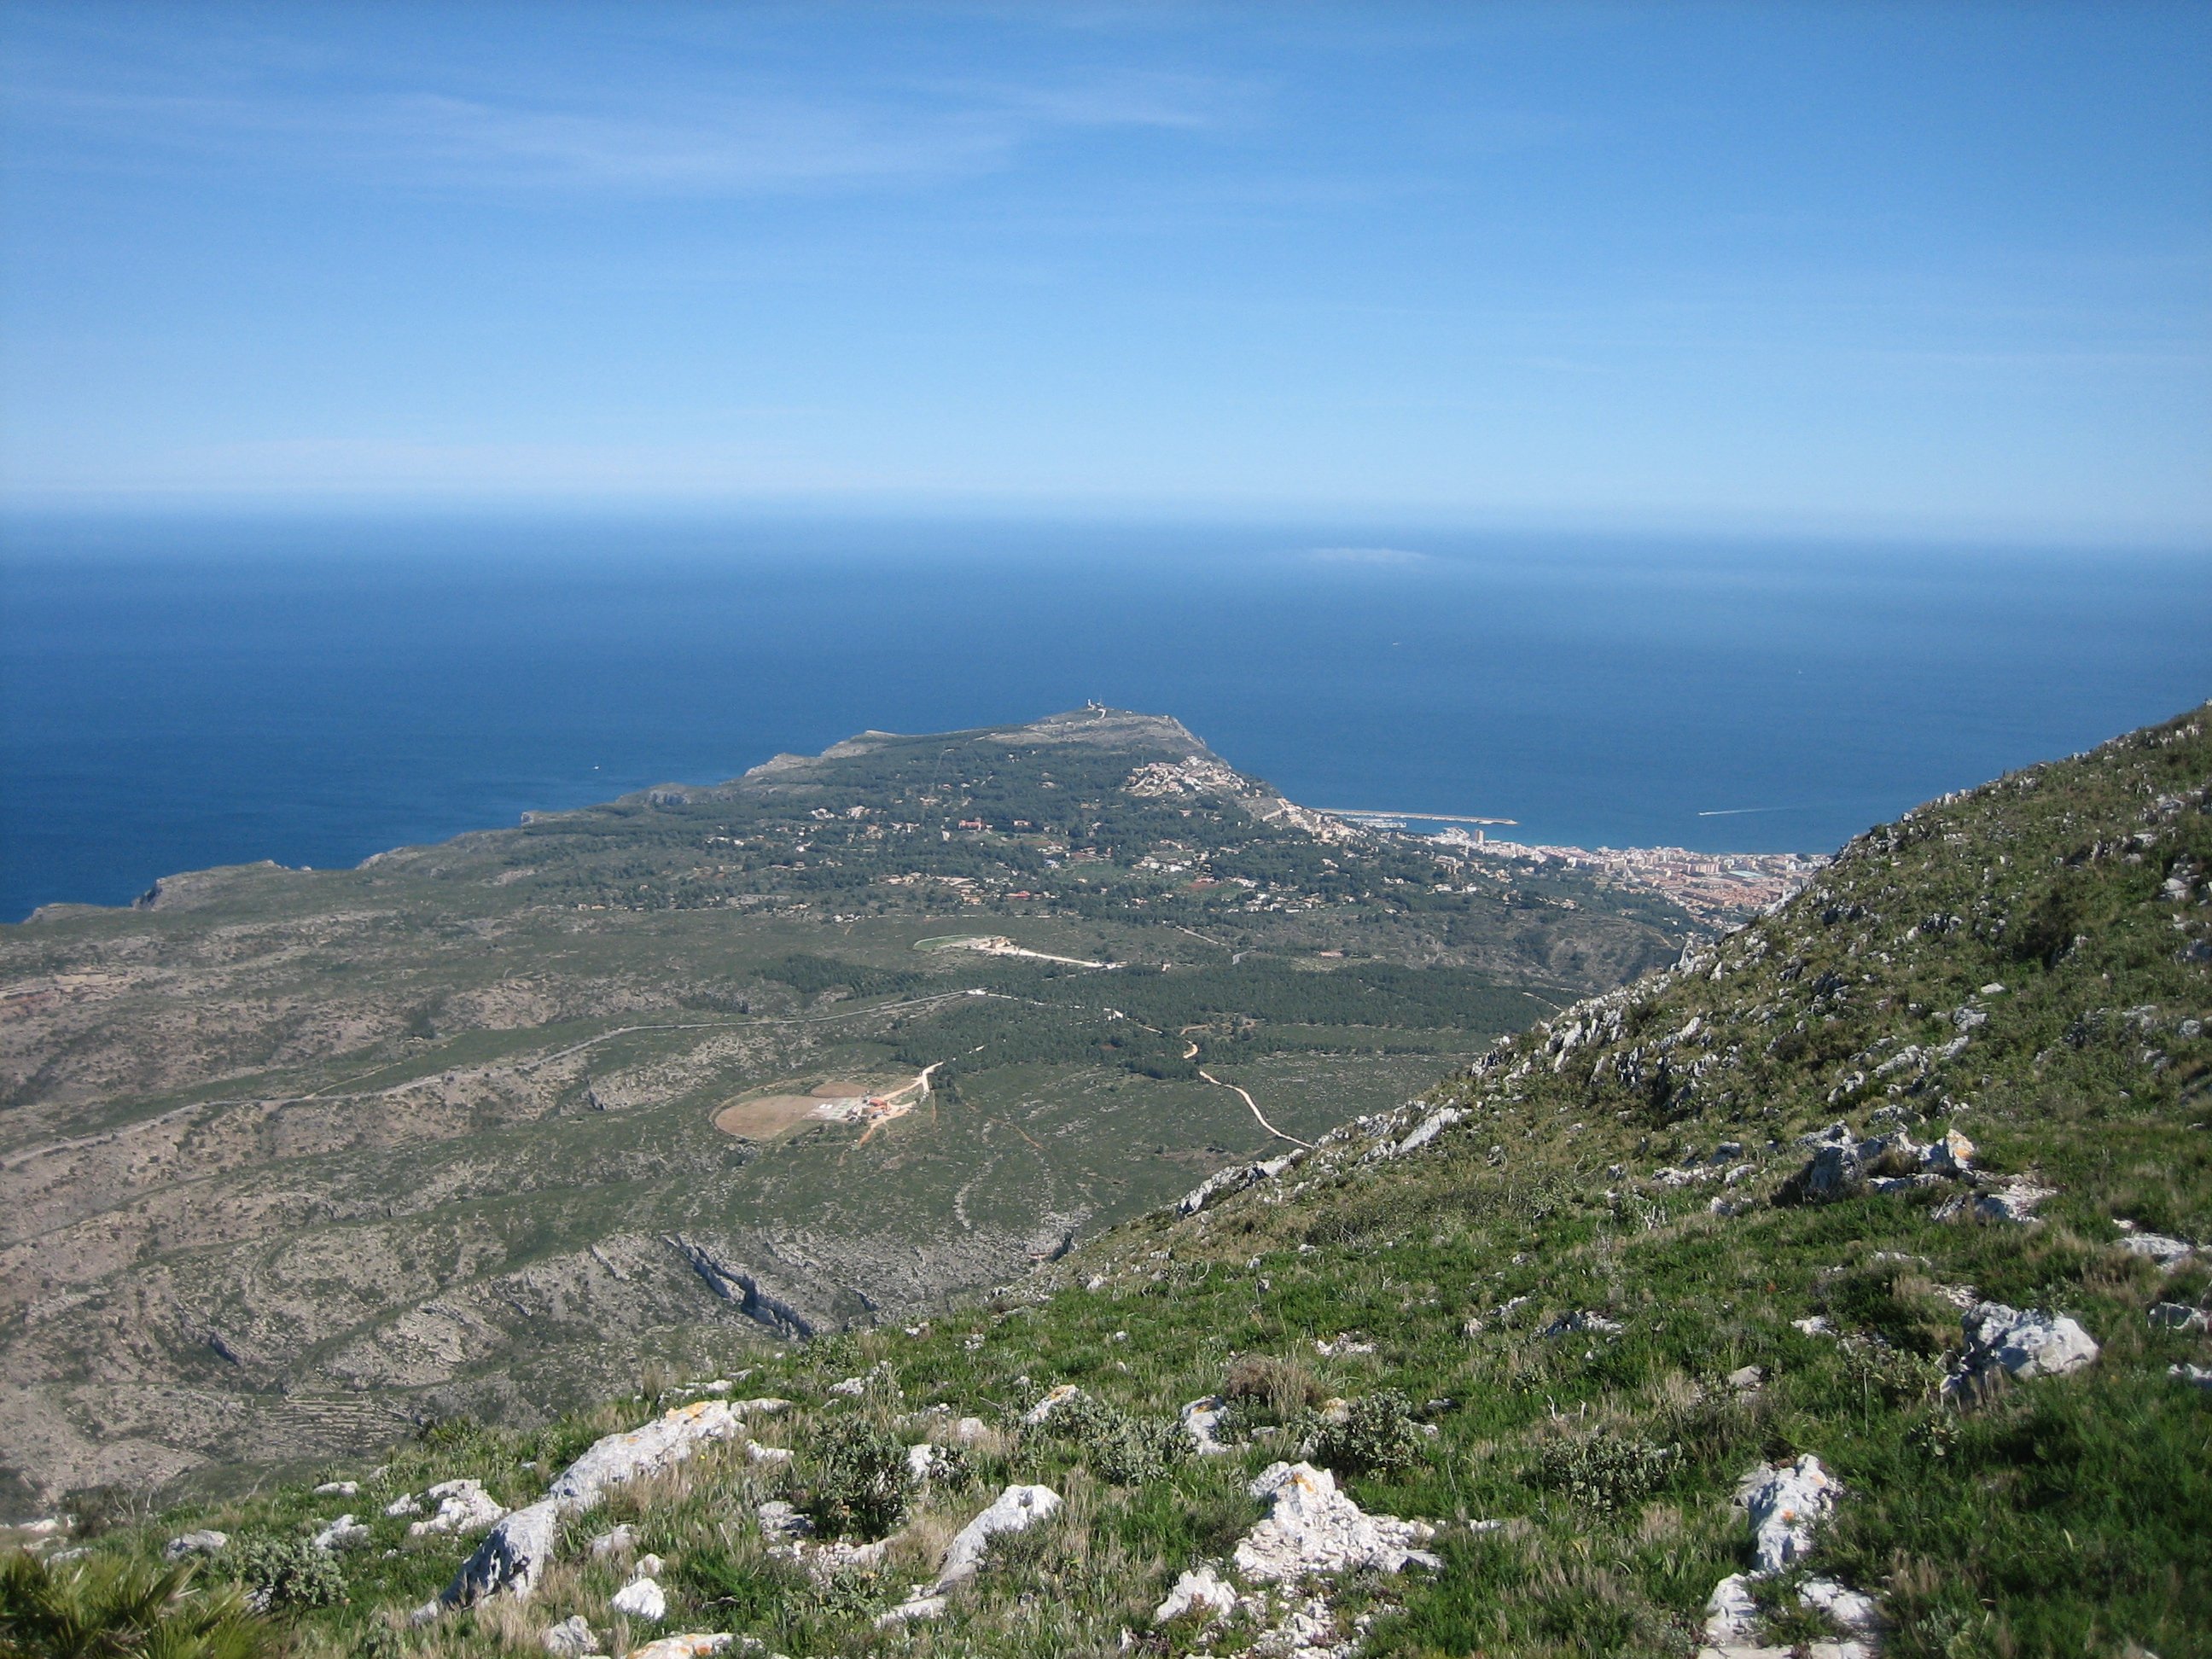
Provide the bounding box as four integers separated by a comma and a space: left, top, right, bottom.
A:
1800, 1575, 1883, 1648
933, 1483, 1063, 1591
875, 1595, 946, 1627
1947, 1301, 2099, 1393
1154, 1563, 1239, 1625
383, 1494, 424, 1518
610, 1577, 666, 1621
1935, 1181, 2054, 1225
312, 1481, 359, 1498
1231, 1462, 1438, 1583
1397, 1107, 1464, 1155
313, 1514, 371, 1552
2171, 1363, 2212, 1392
2116, 1222, 2197, 1267
1922, 1127, 1975, 1176
1698, 1458, 1880, 1658
442, 1498, 562, 1607
550, 1401, 742, 1511
541, 1614, 602, 1657
755, 1500, 812, 1541
1700, 1570, 1760, 1649
406, 1479, 508, 1538
591, 1523, 637, 1559
1178, 1155, 1299, 1217
1180, 1395, 1231, 1454
1738, 1455, 1842, 1576
1019, 1383, 1086, 1426
163, 1529, 228, 1560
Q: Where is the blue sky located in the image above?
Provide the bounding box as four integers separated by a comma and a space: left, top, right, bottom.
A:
2, 2, 2208, 540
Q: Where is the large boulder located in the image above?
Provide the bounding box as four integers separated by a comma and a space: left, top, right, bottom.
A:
442, 1499, 562, 1608
550, 1401, 742, 1511
1231, 1462, 1438, 1583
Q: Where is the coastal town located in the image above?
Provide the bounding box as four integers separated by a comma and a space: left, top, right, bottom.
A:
1421, 824, 1824, 925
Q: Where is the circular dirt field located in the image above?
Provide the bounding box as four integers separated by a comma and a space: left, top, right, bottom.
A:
712, 1080, 879, 1139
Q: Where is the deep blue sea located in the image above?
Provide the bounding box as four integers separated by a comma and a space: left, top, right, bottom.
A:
3, 512, 2209, 924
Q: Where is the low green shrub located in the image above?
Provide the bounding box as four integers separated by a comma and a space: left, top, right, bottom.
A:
1303, 1389, 1425, 1476
802, 1417, 916, 1540
225, 1534, 347, 1611
1536, 1428, 1676, 1513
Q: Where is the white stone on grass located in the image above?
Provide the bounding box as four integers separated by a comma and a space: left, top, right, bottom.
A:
550, 1401, 743, 1511
442, 1498, 562, 1608
312, 1481, 358, 1497
541, 1614, 602, 1657
2116, 1223, 2197, 1267
1019, 1384, 1086, 1426
590, 1523, 637, 1559
163, 1530, 227, 1560
1231, 1462, 1438, 1583
313, 1514, 371, 1552
1947, 1302, 2099, 1393
405, 1479, 507, 1538
1180, 1395, 1231, 1454
934, 1483, 1062, 1590
1154, 1563, 1238, 1625
1738, 1455, 1843, 1576
610, 1577, 665, 1621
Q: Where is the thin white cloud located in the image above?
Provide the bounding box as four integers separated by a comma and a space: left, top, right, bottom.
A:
1, 36, 1243, 195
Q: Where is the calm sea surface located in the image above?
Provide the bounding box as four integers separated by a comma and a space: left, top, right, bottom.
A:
3, 513, 2208, 923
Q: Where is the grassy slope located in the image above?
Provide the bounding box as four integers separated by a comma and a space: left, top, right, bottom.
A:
13, 704, 2209, 1659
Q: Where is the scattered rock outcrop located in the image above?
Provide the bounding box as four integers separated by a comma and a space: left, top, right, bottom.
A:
1699, 1456, 1879, 1659
1179, 1155, 1301, 1218
1945, 1301, 2099, 1394
399, 1478, 507, 1537
1231, 1462, 1439, 1582
312, 1513, 370, 1552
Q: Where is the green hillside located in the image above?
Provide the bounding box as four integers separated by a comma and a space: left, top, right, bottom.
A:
5, 703, 2206, 1659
